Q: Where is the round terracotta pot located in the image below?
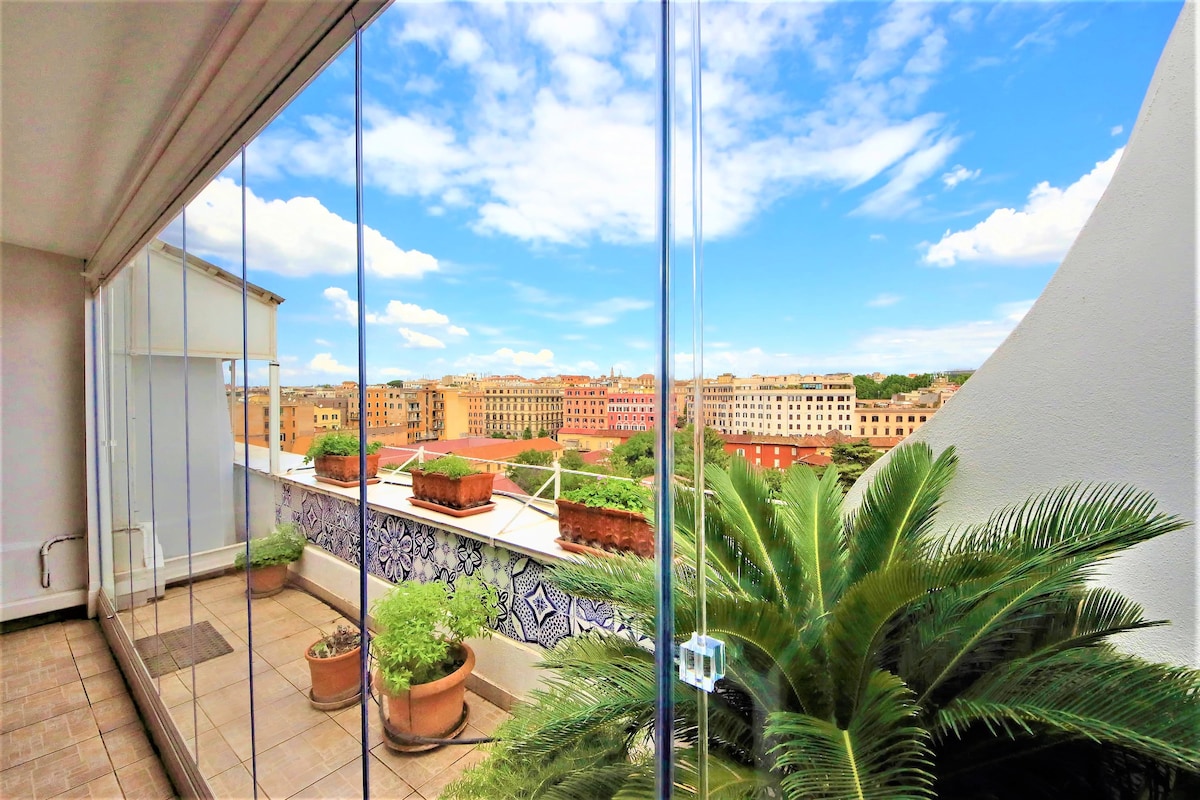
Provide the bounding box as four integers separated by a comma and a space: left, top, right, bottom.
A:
248, 563, 288, 595
306, 642, 362, 704
376, 643, 475, 739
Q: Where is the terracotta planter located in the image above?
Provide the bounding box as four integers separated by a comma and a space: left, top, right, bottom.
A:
314, 453, 380, 483
248, 563, 288, 596
376, 643, 475, 739
411, 470, 494, 511
556, 499, 654, 558
306, 642, 362, 706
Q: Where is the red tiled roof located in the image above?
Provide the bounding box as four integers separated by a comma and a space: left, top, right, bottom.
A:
797, 453, 832, 466
491, 475, 526, 494
450, 437, 563, 462
581, 449, 612, 464
557, 427, 641, 440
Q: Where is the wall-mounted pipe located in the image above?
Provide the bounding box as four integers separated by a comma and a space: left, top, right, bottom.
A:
40, 532, 84, 588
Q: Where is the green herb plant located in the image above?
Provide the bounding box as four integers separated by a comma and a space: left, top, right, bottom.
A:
233, 523, 306, 570
561, 479, 651, 513
303, 432, 383, 463
309, 625, 361, 659
371, 576, 499, 693
418, 456, 479, 479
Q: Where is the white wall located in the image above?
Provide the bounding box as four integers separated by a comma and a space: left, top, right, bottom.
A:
854, 6, 1196, 666
0, 243, 89, 619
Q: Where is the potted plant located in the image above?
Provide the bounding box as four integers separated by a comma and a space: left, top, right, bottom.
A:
371, 576, 499, 751
305, 625, 362, 710
556, 479, 653, 557
409, 456, 496, 516
304, 432, 383, 487
447, 444, 1200, 799
233, 523, 305, 597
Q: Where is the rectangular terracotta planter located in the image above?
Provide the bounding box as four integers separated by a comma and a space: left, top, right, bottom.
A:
314, 453, 380, 483
556, 499, 654, 558
410, 470, 495, 510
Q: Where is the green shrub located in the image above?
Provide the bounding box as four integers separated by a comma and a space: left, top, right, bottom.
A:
418, 455, 478, 479
233, 523, 306, 570
303, 432, 383, 463
561, 479, 650, 513
371, 577, 499, 693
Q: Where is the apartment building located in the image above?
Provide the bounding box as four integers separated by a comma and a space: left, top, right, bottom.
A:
233, 399, 316, 449
313, 406, 341, 430
467, 383, 564, 437
855, 405, 936, 438
564, 385, 609, 429
414, 386, 469, 441
608, 391, 657, 431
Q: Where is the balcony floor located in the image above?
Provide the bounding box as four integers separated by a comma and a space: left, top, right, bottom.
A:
1, 618, 176, 800
116, 574, 509, 799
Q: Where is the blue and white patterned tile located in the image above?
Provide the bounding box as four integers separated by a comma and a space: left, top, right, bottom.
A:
509, 556, 571, 649
453, 535, 484, 577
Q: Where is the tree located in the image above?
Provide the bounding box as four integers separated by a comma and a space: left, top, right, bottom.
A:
386, 379, 406, 388
559, 450, 585, 471
506, 449, 553, 495
829, 440, 882, 490
854, 373, 935, 400
537, 428, 550, 438
447, 445, 1199, 799
488, 432, 510, 439
609, 431, 655, 479
609, 427, 730, 482
673, 424, 730, 483
522, 427, 533, 440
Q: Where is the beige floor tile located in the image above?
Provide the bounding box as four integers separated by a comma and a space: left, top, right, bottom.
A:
217, 686, 327, 761
331, 704, 383, 751
65, 631, 108, 658
370, 732, 481, 793
273, 593, 348, 628
155, 673, 192, 708
249, 609, 314, 646
102, 721, 155, 770
0, 735, 112, 800
198, 669, 295, 727
61, 620, 100, 641
81, 670, 127, 705
91, 693, 139, 733
116, 754, 175, 800
0, 623, 66, 655
0, 706, 99, 770
253, 627, 324, 669
189, 649, 272, 698
411, 747, 487, 800
0, 655, 80, 703
73, 648, 118, 680
462, 692, 509, 737
187, 727, 241, 779
274, 657, 312, 695
207, 762, 269, 800
193, 578, 250, 606
289, 754, 414, 800
250, 719, 360, 800
0, 680, 89, 734
47, 771, 123, 800
167, 701, 213, 740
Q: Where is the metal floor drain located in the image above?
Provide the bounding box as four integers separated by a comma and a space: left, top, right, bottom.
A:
135, 621, 233, 678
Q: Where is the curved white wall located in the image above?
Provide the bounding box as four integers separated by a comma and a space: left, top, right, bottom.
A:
854, 5, 1196, 666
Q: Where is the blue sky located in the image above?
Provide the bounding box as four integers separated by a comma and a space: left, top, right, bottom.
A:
167, 1, 1183, 385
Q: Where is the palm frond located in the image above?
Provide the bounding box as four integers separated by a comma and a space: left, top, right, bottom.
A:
934, 648, 1200, 773
776, 464, 848, 620
768, 670, 935, 800
847, 443, 957, 582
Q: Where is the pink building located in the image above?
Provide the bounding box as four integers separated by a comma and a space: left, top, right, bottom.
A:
607, 391, 656, 431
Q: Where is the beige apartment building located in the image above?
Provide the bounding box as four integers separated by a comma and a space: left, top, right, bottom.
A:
855, 405, 937, 438
728, 376, 857, 436
313, 406, 341, 431
413, 386, 469, 441
467, 383, 564, 437
233, 398, 316, 450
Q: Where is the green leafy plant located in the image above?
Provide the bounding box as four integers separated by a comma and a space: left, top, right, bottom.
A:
561, 479, 651, 513
309, 625, 361, 659
233, 523, 305, 570
418, 455, 479, 479
303, 432, 383, 463
371, 577, 499, 693
507, 449, 554, 495
448, 443, 1199, 799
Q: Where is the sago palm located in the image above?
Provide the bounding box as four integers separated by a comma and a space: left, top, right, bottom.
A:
446, 443, 1199, 799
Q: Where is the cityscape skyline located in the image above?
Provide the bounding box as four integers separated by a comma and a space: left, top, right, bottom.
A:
162, 1, 1180, 383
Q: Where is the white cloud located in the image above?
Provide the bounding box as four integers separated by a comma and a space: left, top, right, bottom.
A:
457, 347, 557, 372
322, 288, 463, 336
398, 328, 446, 349
314, 338, 332, 347
1110, 124, 1124, 136
867, 293, 902, 308
924, 148, 1123, 267
178, 178, 438, 279
251, 2, 967, 243
869, 233, 887, 242
543, 297, 653, 327
309, 353, 355, 376
447, 325, 469, 337
942, 164, 980, 189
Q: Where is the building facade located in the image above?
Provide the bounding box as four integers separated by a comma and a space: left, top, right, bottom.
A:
563, 385, 609, 429
607, 391, 656, 431
855, 405, 936, 438
468, 383, 564, 437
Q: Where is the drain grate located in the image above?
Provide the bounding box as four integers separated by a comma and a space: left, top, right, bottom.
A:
135, 621, 233, 678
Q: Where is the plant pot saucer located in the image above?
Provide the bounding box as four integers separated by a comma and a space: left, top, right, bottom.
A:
247, 585, 285, 599
315, 475, 381, 488
555, 537, 616, 559
379, 700, 471, 753
307, 688, 362, 711
407, 498, 496, 517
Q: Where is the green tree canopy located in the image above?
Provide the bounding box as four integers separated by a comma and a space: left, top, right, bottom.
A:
854, 373, 935, 399
506, 448, 554, 495
829, 440, 882, 490
386, 379, 406, 388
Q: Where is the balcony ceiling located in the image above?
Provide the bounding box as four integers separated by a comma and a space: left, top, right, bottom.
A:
1, 0, 384, 281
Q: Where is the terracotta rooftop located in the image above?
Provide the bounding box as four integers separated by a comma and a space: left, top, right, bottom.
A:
450, 437, 564, 462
